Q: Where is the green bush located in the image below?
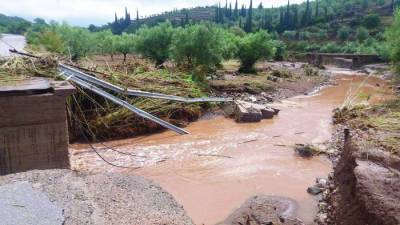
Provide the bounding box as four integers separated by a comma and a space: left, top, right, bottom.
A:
236, 31, 275, 72
356, 26, 369, 42
320, 42, 341, 53
337, 26, 351, 42
363, 13, 381, 29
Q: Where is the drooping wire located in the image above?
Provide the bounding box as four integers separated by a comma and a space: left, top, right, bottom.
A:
68, 94, 142, 169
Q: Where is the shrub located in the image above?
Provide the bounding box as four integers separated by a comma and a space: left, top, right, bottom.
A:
282, 31, 297, 40
236, 31, 275, 72
273, 40, 287, 61
337, 26, 351, 42
356, 26, 369, 42
320, 42, 341, 53
363, 14, 381, 29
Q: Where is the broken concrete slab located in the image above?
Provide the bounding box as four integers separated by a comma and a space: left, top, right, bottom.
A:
235, 102, 263, 123
0, 182, 64, 225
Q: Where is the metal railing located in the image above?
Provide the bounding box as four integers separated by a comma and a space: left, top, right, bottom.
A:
59, 71, 189, 135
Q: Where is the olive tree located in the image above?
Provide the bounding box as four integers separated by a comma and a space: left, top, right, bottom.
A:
236, 31, 276, 73
134, 22, 174, 66
96, 30, 117, 60
170, 23, 225, 69
115, 33, 135, 62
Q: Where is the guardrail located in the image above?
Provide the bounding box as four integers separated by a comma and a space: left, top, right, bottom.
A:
59, 63, 232, 103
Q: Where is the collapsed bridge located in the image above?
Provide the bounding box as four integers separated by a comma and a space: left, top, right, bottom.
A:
305, 53, 384, 69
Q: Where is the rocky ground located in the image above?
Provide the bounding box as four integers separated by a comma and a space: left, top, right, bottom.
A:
0, 170, 194, 225
210, 61, 328, 106
217, 195, 304, 225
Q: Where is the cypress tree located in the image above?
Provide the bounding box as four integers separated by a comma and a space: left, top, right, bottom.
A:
285, 0, 291, 30
215, 5, 220, 23
234, 0, 238, 18
293, 5, 298, 29
229, 2, 232, 19
301, 0, 311, 26
225, 0, 228, 17
244, 0, 253, 32
185, 12, 189, 25
136, 9, 139, 21
315, 0, 319, 18
219, 2, 224, 23
258, 2, 263, 10
241, 4, 246, 17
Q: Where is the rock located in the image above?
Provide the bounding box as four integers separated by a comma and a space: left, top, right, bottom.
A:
218, 195, 303, 225
307, 186, 323, 195
235, 103, 263, 123
315, 213, 328, 223
261, 108, 276, 119
294, 144, 317, 158
318, 202, 328, 212
235, 101, 278, 122
272, 108, 281, 115
316, 178, 328, 188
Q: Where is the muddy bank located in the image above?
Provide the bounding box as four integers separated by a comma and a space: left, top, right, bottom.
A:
327, 130, 400, 225
0, 170, 194, 225
319, 71, 400, 225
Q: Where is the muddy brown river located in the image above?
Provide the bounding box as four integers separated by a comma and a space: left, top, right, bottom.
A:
71, 68, 393, 225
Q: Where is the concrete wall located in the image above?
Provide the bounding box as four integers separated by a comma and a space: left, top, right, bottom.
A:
0, 82, 74, 175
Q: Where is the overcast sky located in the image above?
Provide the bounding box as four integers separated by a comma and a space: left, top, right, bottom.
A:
0, 0, 307, 27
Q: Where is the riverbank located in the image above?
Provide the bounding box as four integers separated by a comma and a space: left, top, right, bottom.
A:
324, 100, 400, 225
311, 66, 400, 225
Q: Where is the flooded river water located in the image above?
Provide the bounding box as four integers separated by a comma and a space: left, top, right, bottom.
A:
71, 69, 393, 225
0, 34, 26, 57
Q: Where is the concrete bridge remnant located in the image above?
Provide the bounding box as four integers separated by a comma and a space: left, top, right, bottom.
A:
305, 53, 384, 69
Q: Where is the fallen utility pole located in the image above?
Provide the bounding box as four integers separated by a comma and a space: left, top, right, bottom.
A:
59, 63, 232, 103
59, 72, 189, 135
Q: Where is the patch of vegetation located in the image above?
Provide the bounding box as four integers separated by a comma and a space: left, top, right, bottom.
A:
209, 74, 276, 94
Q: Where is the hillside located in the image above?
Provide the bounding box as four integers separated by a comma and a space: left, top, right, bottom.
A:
0, 13, 31, 34
111, 0, 396, 33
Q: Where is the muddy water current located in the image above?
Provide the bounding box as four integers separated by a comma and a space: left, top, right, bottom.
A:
71, 69, 393, 225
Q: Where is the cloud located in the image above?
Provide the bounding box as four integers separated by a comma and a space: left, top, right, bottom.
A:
0, 0, 307, 27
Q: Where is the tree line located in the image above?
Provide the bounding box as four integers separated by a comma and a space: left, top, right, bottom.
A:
27, 21, 282, 76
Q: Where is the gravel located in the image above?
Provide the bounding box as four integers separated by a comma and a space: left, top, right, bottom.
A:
0, 170, 194, 225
